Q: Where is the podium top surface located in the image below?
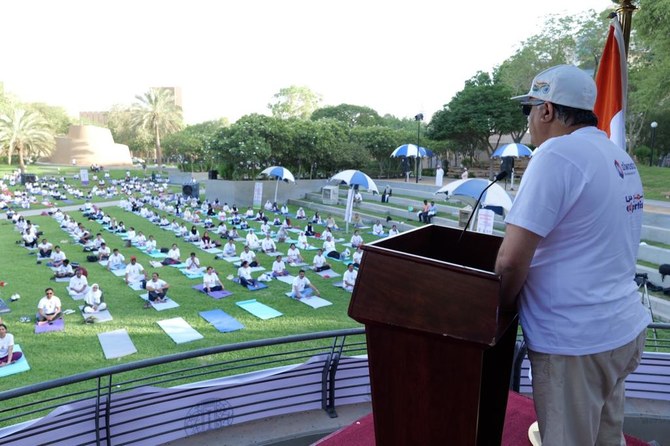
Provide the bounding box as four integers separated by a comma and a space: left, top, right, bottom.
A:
349, 225, 515, 345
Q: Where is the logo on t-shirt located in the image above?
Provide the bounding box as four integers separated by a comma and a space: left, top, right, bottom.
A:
614, 159, 637, 179
626, 193, 644, 213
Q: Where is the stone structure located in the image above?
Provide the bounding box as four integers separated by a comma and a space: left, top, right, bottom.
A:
44, 125, 132, 166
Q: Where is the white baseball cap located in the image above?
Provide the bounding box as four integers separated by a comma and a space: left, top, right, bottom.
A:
511, 64, 596, 111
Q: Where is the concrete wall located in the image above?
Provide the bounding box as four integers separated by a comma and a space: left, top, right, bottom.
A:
44, 125, 133, 166
205, 179, 328, 208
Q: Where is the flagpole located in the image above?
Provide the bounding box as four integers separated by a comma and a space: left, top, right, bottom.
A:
617, 0, 637, 56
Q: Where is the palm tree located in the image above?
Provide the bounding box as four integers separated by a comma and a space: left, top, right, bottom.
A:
0, 108, 55, 172
131, 88, 183, 166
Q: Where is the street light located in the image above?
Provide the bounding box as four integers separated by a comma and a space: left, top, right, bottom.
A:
650, 121, 658, 167
415, 113, 424, 184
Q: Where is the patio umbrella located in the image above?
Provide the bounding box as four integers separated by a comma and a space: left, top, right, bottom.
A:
391, 144, 430, 158
260, 166, 295, 203
435, 179, 513, 215
330, 169, 378, 232
491, 143, 533, 158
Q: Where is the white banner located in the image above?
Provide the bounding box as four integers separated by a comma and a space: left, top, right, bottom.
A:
80, 169, 89, 185
253, 182, 263, 208
476, 209, 495, 234
344, 188, 354, 223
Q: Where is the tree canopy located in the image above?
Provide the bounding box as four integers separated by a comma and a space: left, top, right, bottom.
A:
131, 88, 184, 166
268, 85, 322, 120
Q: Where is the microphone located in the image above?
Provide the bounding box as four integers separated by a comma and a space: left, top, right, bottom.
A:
456, 171, 509, 245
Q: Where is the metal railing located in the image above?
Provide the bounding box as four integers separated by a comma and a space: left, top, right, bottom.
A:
0, 328, 369, 446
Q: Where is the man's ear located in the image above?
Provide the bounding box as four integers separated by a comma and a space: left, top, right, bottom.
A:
540, 102, 555, 122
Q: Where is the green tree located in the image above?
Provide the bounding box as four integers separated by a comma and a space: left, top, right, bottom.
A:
268, 85, 322, 120
0, 108, 55, 172
25, 103, 73, 135
311, 104, 383, 127
163, 119, 228, 171
131, 88, 184, 166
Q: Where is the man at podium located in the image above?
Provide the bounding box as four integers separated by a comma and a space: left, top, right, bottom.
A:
495, 65, 650, 445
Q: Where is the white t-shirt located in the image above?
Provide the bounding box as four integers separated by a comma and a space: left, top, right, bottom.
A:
125, 263, 145, 283
38, 296, 61, 315
56, 264, 74, 276
322, 240, 336, 253
146, 278, 167, 291
353, 251, 363, 265
505, 127, 650, 355
203, 272, 220, 288
0, 333, 15, 357
272, 260, 286, 274
293, 276, 311, 293
343, 269, 358, 287
238, 266, 253, 280
50, 250, 66, 263
372, 224, 384, 235
287, 247, 301, 262
223, 243, 237, 256
313, 254, 327, 268
350, 234, 363, 247
261, 238, 276, 252
109, 253, 125, 267
68, 275, 89, 292
186, 257, 200, 270
240, 250, 256, 263
167, 248, 181, 261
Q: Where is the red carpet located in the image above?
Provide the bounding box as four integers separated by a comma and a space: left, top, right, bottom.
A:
314, 392, 648, 445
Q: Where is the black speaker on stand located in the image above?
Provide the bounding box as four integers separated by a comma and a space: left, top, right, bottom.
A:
182, 183, 200, 198
208, 170, 218, 180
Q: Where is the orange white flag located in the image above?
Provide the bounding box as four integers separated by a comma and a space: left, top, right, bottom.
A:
594, 19, 627, 151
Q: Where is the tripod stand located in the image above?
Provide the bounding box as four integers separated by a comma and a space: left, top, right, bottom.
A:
636, 272, 658, 345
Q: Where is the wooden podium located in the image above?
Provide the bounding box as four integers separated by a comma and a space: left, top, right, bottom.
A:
348, 225, 518, 445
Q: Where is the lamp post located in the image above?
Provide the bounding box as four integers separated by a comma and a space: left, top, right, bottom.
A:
415, 113, 424, 184
650, 121, 658, 167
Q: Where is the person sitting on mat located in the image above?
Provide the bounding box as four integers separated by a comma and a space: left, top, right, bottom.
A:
342, 263, 358, 292
202, 266, 224, 293
83, 283, 107, 313
312, 249, 332, 272
240, 245, 259, 268
108, 248, 126, 270
323, 236, 340, 259
0, 323, 23, 367
125, 256, 147, 287
220, 239, 237, 258
54, 259, 75, 279
67, 268, 89, 298
237, 260, 258, 288
272, 255, 289, 277
261, 234, 277, 254
37, 287, 62, 323
292, 269, 320, 299
145, 272, 169, 307
37, 238, 53, 258
48, 245, 66, 268
287, 243, 304, 265
350, 230, 363, 249
372, 220, 385, 236
352, 245, 363, 268
185, 252, 202, 272
162, 244, 181, 265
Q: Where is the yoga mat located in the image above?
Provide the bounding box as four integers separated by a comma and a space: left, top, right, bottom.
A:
54, 277, 71, 283
284, 292, 333, 309
232, 264, 266, 273
0, 345, 29, 377
369, 232, 388, 237
191, 284, 233, 299
316, 270, 341, 279
202, 247, 223, 254
275, 275, 296, 285
333, 282, 354, 292
67, 289, 88, 301
181, 270, 204, 279
98, 260, 109, 267
219, 256, 241, 263
139, 294, 180, 311
79, 306, 113, 323
157, 317, 204, 344
169, 263, 188, 268
34, 318, 65, 334
128, 282, 144, 291
235, 299, 282, 320
243, 282, 268, 291
0, 298, 10, 314
199, 309, 244, 333
98, 329, 137, 359
262, 251, 285, 257
111, 269, 126, 277
287, 261, 309, 267
147, 251, 168, 259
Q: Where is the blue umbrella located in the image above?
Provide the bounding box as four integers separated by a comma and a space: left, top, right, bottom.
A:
491, 143, 533, 158
260, 166, 295, 203
391, 144, 430, 158
435, 179, 513, 215
330, 169, 378, 193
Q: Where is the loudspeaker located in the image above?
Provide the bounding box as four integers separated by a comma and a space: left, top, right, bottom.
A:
21, 174, 37, 185
208, 170, 218, 180
501, 157, 514, 176
182, 183, 199, 198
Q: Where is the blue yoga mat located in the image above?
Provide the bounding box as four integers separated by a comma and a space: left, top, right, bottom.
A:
199, 309, 245, 332
235, 299, 282, 320
191, 284, 233, 299
0, 298, 10, 314
0, 345, 30, 377
98, 329, 137, 359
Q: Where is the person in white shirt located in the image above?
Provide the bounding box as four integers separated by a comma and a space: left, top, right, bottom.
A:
342, 263, 358, 292
162, 244, 181, 265
54, 259, 75, 278
292, 269, 320, 299
220, 239, 237, 258
186, 226, 200, 242
97, 243, 111, 261
388, 225, 400, 236
372, 220, 385, 236
0, 323, 23, 366
202, 266, 224, 293
286, 244, 303, 265
185, 252, 202, 271
350, 230, 363, 248
215, 222, 228, 236
22, 230, 38, 248
245, 229, 261, 250
264, 200, 273, 211
108, 249, 126, 270
260, 221, 271, 236
296, 207, 306, 219
145, 235, 157, 252
240, 246, 259, 267
312, 249, 331, 272
125, 256, 146, 285
281, 204, 289, 215
126, 228, 137, 242
48, 245, 66, 268
325, 215, 339, 230
261, 235, 277, 254
68, 268, 89, 298
272, 255, 289, 277
145, 272, 169, 305
352, 246, 363, 268
322, 236, 340, 259
37, 288, 62, 322
321, 227, 333, 240
83, 283, 107, 313
297, 232, 309, 250
178, 224, 189, 238
38, 239, 53, 258
237, 261, 258, 288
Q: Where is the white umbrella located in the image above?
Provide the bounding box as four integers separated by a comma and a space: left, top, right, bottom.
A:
330, 169, 378, 232
491, 143, 533, 158
390, 144, 430, 158
260, 166, 295, 203
435, 179, 513, 214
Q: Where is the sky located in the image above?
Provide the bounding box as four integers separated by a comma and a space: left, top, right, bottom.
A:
1, 0, 615, 124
